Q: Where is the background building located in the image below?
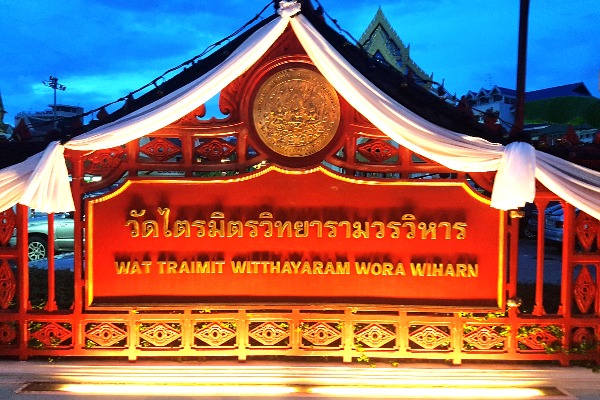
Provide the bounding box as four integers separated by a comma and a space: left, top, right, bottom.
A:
0, 93, 13, 141
14, 104, 84, 142
464, 82, 597, 133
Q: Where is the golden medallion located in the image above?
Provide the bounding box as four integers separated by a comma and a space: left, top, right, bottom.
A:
252, 68, 340, 157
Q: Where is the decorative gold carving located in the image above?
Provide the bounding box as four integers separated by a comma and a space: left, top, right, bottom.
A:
463, 326, 505, 350
354, 323, 395, 348
138, 323, 181, 347
194, 322, 236, 347
253, 68, 340, 157
86, 323, 127, 347
302, 322, 341, 346
409, 325, 450, 350
248, 321, 289, 346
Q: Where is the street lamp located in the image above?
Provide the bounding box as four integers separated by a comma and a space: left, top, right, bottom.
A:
42, 76, 66, 129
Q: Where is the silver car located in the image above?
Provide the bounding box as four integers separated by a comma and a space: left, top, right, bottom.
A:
525, 203, 564, 242
10, 212, 75, 261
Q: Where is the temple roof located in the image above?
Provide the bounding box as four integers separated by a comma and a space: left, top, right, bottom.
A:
74, 0, 495, 143
358, 7, 433, 88
526, 82, 592, 102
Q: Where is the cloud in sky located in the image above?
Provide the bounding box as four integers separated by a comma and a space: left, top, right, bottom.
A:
0, 0, 598, 123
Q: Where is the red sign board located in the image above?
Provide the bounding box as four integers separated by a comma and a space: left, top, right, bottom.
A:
86, 167, 505, 309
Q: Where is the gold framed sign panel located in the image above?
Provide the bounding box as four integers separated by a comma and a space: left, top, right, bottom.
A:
86, 167, 506, 311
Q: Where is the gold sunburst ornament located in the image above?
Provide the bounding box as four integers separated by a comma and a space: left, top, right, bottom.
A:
252, 68, 340, 158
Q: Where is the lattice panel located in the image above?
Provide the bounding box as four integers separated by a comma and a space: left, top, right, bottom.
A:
463, 325, 507, 351
409, 325, 451, 350
85, 323, 128, 348
0, 322, 17, 346
29, 322, 72, 348
517, 325, 562, 351
248, 321, 289, 347
354, 323, 396, 349
0, 260, 16, 310
0, 208, 16, 247
573, 265, 597, 314
139, 138, 181, 162
301, 322, 342, 348
83, 147, 126, 177
575, 212, 599, 252
194, 322, 237, 347
138, 323, 182, 348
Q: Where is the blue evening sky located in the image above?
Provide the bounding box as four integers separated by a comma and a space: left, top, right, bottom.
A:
0, 0, 598, 123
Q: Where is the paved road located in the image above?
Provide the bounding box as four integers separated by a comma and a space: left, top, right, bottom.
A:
518, 238, 563, 284
0, 360, 600, 399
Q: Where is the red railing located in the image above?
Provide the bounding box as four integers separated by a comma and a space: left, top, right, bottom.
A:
0, 109, 598, 366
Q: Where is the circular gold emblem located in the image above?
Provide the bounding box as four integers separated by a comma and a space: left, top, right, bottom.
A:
252, 68, 340, 157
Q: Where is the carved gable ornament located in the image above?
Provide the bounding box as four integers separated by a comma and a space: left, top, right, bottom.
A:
252, 67, 340, 159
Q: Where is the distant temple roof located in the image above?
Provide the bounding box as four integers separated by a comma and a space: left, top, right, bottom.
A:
0, 92, 12, 138
466, 82, 593, 102
525, 82, 592, 102
358, 7, 433, 89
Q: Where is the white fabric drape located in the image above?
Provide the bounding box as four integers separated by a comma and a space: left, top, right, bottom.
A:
0, 0, 599, 222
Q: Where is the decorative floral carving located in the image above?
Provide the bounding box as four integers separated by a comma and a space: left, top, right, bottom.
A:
357, 139, 398, 163
517, 325, 561, 351
409, 325, 450, 350
84, 147, 125, 176
0, 208, 16, 247
0, 260, 16, 309
194, 322, 236, 347
302, 322, 341, 346
575, 212, 599, 252
248, 321, 289, 346
139, 138, 181, 162
574, 265, 597, 314
138, 323, 181, 347
354, 323, 395, 348
86, 323, 127, 347
195, 139, 236, 162
571, 327, 595, 347
0, 323, 17, 345
463, 326, 506, 350
219, 78, 242, 120
171, 105, 207, 126
30, 322, 72, 347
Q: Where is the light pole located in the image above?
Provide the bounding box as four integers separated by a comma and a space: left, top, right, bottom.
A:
42, 76, 66, 129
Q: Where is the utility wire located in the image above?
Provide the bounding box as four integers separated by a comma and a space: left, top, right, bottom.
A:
21, 1, 274, 130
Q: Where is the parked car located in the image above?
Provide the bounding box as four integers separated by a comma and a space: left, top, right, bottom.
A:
525, 203, 564, 242
9, 212, 75, 261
